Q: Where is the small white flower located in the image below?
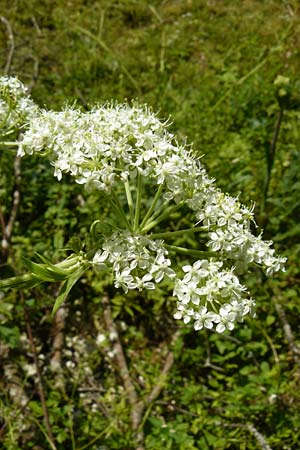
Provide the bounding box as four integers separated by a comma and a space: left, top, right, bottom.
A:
96, 333, 106, 345
194, 307, 217, 331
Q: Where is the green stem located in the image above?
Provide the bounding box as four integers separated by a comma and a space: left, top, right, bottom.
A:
142, 201, 184, 233
77, 425, 113, 450
150, 227, 205, 240
0, 141, 19, 146
0, 107, 12, 130
164, 244, 216, 259
110, 191, 133, 231
124, 180, 135, 226
140, 183, 164, 231
134, 172, 143, 231
29, 417, 58, 450
102, 191, 130, 231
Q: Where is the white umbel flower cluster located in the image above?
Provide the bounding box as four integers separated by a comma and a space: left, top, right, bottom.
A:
93, 231, 175, 293
2, 76, 286, 333
174, 259, 256, 333
0, 76, 38, 130
18, 104, 192, 196
187, 190, 286, 276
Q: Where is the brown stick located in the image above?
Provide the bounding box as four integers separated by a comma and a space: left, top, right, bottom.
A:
5, 156, 21, 238
272, 294, 300, 366
50, 306, 66, 372
0, 16, 15, 74
1, 156, 21, 262
224, 423, 272, 450
145, 329, 180, 407
101, 292, 140, 415
23, 299, 57, 450
0, 203, 7, 243
102, 291, 180, 449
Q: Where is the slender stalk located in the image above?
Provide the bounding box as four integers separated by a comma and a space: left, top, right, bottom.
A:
134, 172, 143, 232
148, 199, 170, 220
142, 201, 184, 233
77, 426, 113, 450
0, 202, 6, 240
0, 16, 15, 74
150, 226, 205, 240
0, 141, 19, 146
124, 180, 135, 226
29, 417, 57, 450
107, 191, 133, 231
140, 184, 163, 231
0, 106, 13, 130
164, 244, 216, 258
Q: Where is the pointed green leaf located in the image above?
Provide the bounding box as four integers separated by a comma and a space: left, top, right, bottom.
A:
0, 273, 41, 290
32, 253, 72, 276
52, 269, 85, 315
22, 258, 67, 282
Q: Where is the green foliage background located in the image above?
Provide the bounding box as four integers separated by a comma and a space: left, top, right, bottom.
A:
1, 1, 300, 449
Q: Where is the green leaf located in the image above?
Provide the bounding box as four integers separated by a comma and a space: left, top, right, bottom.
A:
52, 268, 85, 315
0, 325, 20, 348
0, 273, 41, 290
33, 253, 73, 276
22, 257, 68, 282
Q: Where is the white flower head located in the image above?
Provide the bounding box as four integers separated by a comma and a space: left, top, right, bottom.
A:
10, 89, 285, 335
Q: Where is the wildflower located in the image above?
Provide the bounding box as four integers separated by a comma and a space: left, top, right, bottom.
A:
0, 76, 38, 131
6, 87, 285, 333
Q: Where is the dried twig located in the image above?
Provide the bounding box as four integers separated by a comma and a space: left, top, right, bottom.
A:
102, 292, 141, 419
1, 156, 21, 262
102, 291, 180, 450
25, 55, 39, 92
0, 203, 6, 248
23, 298, 57, 450
0, 16, 15, 74
225, 422, 272, 450
203, 330, 225, 372
50, 305, 67, 385
145, 329, 180, 407
272, 293, 300, 366
31, 16, 42, 36
5, 156, 21, 239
